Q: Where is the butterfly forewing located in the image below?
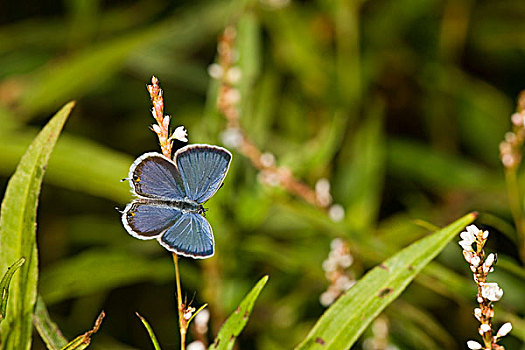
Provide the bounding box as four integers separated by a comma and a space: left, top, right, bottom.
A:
158, 212, 214, 258
122, 201, 183, 239
175, 145, 232, 203
129, 152, 186, 201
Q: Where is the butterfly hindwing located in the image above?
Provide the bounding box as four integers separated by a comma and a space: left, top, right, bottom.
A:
158, 212, 214, 258
122, 201, 183, 239
129, 152, 186, 201
175, 145, 232, 203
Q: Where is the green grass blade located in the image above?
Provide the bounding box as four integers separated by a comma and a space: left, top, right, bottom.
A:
0, 258, 25, 324
0, 101, 74, 350
209, 275, 269, 350
336, 108, 385, 232
135, 313, 161, 350
39, 249, 175, 305
33, 295, 68, 350
0, 131, 132, 203
295, 212, 477, 350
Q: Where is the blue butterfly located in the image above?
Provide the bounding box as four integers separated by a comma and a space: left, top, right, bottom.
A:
121, 144, 232, 258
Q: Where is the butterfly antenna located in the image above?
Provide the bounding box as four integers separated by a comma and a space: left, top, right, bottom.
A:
120, 177, 129, 182
114, 206, 124, 214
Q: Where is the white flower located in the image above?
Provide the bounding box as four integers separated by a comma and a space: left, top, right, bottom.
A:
225, 67, 242, 84
328, 204, 345, 222
467, 340, 483, 349
224, 88, 241, 105
330, 238, 344, 251
481, 282, 503, 301
497, 322, 512, 337
484, 253, 495, 267
459, 225, 478, 251
195, 309, 210, 334
339, 254, 353, 268
207, 63, 223, 79
471, 256, 481, 267
171, 125, 188, 142
463, 250, 474, 264
260, 152, 276, 167
187, 341, 206, 350
221, 128, 243, 148
194, 309, 210, 327
480, 323, 491, 333
319, 290, 337, 306
473, 308, 482, 321
512, 112, 523, 126
152, 124, 161, 134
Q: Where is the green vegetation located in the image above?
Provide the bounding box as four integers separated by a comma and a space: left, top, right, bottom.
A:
0, 1, 524, 349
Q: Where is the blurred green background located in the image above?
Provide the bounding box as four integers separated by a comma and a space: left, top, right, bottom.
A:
1, 0, 525, 349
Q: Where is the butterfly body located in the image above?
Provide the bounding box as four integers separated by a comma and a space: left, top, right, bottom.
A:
121, 144, 232, 258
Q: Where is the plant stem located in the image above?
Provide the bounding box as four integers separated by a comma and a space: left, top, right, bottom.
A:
504, 168, 525, 261
172, 253, 186, 350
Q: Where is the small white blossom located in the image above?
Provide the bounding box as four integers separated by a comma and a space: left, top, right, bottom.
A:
335, 275, 355, 290
463, 250, 474, 264
187, 341, 206, 350
474, 308, 482, 321
471, 256, 481, 267
225, 67, 242, 84
171, 125, 188, 142
224, 88, 241, 105
221, 128, 243, 148
194, 309, 210, 334
315, 178, 332, 207
467, 340, 483, 349
152, 124, 162, 134
330, 238, 344, 251
260, 152, 276, 167
480, 323, 491, 333
258, 170, 280, 186
319, 290, 337, 306
459, 225, 477, 251
511, 112, 523, 126
497, 322, 512, 337
465, 225, 480, 238
208, 64, 223, 79
485, 253, 495, 268
481, 282, 503, 301
502, 153, 516, 168
329, 204, 345, 222
505, 131, 517, 143
339, 254, 353, 268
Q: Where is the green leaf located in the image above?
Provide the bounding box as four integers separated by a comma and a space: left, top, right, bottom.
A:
39, 249, 175, 305
0, 258, 25, 324
335, 107, 385, 232
33, 295, 68, 350
0, 131, 133, 203
210, 275, 269, 350
60, 311, 105, 350
294, 212, 477, 350
135, 313, 161, 350
387, 139, 500, 191
0, 101, 74, 350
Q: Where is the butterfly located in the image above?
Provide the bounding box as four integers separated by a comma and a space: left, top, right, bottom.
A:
121, 144, 232, 258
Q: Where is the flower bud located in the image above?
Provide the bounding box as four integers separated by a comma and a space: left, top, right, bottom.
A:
497, 322, 512, 337
467, 340, 483, 349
